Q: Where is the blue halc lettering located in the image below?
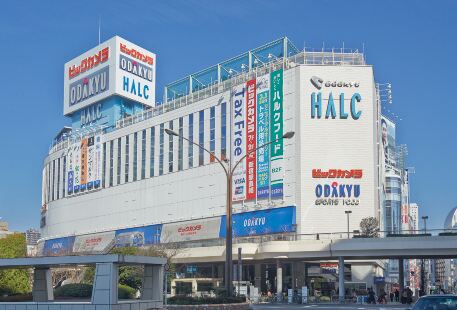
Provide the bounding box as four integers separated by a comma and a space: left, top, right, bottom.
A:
311, 92, 362, 120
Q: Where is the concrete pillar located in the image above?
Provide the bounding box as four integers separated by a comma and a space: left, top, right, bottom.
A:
255, 263, 261, 288
142, 265, 164, 301
399, 258, 405, 296
276, 260, 283, 298
32, 268, 53, 302
91, 263, 119, 305
294, 261, 305, 289
339, 257, 345, 303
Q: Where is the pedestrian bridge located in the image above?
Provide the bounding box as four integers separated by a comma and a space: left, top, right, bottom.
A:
172, 235, 457, 263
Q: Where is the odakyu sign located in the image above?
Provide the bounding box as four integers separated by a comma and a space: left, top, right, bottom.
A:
64, 36, 156, 116
315, 181, 361, 206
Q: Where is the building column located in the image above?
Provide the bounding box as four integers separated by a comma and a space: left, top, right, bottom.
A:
399, 258, 405, 297
339, 257, 345, 303
277, 260, 283, 299
142, 265, 164, 301
91, 262, 119, 305
255, 263, 261, 288
32, 268, 54, 302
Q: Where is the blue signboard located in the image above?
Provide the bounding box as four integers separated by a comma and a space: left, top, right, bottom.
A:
43, 236, 75, 256
219, 206, 295, 238
256, 90, 270, 199
115, 224, 162, 247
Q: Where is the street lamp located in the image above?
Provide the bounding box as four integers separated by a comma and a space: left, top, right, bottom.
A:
422, 216, 429, 234
345, 210, 352, 239
165, 128, 295, 296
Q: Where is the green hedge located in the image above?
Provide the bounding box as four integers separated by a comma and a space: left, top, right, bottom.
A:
55, 284, 93, 298
54, 284, 136, 299
167, 296, 246, 305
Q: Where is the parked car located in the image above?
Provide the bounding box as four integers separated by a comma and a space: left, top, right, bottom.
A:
410, 295, 457, 310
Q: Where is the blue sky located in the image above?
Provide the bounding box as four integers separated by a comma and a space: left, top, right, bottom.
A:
0, 0, 455, 232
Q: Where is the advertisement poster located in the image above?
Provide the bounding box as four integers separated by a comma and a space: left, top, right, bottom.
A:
161, 218, 221, 243
381, 116, 396, 170
232, 84, 246, 201
220, 206, 295, 237
80, 138, 88, 190
246, 79, 257, 200
72, 141, 81, 193
73, 231, 115, 254
270, 69, 284, 198
43, 236, 75, 256
115, 224, 162, 247
256, 74, 270, 199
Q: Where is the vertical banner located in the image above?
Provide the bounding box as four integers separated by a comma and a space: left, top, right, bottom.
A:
232, 84, 246, 201
256, 74, 270, 199
80, 138, 88, 190
246, 79, 257, 200
87, 136, 95, 190
94, 135, 102, 188
270, 69, 284, 199
67, 144, 74, 195
73, 142, 81, 193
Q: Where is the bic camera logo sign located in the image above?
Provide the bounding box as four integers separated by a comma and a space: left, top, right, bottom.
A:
309, 76, 362, 120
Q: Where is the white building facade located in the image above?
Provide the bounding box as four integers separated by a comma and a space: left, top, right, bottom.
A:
40, 37, 386, 296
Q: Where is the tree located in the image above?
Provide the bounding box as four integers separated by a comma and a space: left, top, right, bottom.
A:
360, 217, 380, 237
0, 233, 31, 295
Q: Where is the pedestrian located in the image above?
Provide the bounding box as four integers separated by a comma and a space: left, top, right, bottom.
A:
390, 291, 394, 302
367, 288, 376, 304
395, 289, 399, 302
406, 287, 413, 305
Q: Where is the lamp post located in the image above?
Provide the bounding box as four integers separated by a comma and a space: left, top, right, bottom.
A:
422, 216, 429, 234
345, 210, 352, 239
165, 128, 295, 296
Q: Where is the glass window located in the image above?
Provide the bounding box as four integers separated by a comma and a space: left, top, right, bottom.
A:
169, 121, 174, 172
117, 138, 121, 185
52, 160, 55, 201
109, 140, 114, 186
141, 130, 146, 179
210, 107, 215, 163
188, 114, 194, 168
178, 117, 183, 171
102, 142, 106, 187
221, 101, 227, 160
159, 124, 164, 175
150, 127, 155, 177
125, 135, 130, 182
56, 158, 60, 200
62, 156, 66, 198
133, 132, 138, 181
199, 110, 204, 166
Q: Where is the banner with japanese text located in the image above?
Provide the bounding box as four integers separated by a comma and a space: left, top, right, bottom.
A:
246, 79, 257, 200
270, 69, 284, 198
256, 74, 270, 199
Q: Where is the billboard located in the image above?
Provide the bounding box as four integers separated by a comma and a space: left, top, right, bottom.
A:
246, 79, 257, 200
220, 206, 296, 237
270, 69, 284, 198
115, 224, 162, 247
161, 218, 221, 243
43, 236, 75, 256
64, 36, 156, 115
72, 231, 115, 254
66, 134, 103, 195
381, 116, 396, 170
300, 66, 377, 233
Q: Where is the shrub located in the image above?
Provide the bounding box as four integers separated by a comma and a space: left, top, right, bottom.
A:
118, 284, 136, 299
0, 293, 32, 302
55, 283, 93, 298
167, 296, 246, 305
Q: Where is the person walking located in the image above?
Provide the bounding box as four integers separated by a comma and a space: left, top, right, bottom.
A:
390, 291, 394, 302
395, 289, 399, 302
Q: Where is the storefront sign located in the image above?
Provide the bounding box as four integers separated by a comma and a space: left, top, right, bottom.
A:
161, 218, 221, 243
312, 169, 363, 179
256, 74, 270, 199
270, 69, 284, 198
220, 206, 295, 237
72, 231, 115, 254
246, 78, 257, 200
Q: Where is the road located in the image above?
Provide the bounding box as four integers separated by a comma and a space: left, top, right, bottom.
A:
252, 304, 411, 310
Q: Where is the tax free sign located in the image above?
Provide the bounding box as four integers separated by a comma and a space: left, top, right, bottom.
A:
63, 36, 156, 116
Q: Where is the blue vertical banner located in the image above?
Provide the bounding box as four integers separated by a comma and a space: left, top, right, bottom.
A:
256, 74, 270, 199
270, 69, 284, 198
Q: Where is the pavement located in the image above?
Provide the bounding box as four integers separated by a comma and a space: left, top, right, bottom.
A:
251, 303, 411, 309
